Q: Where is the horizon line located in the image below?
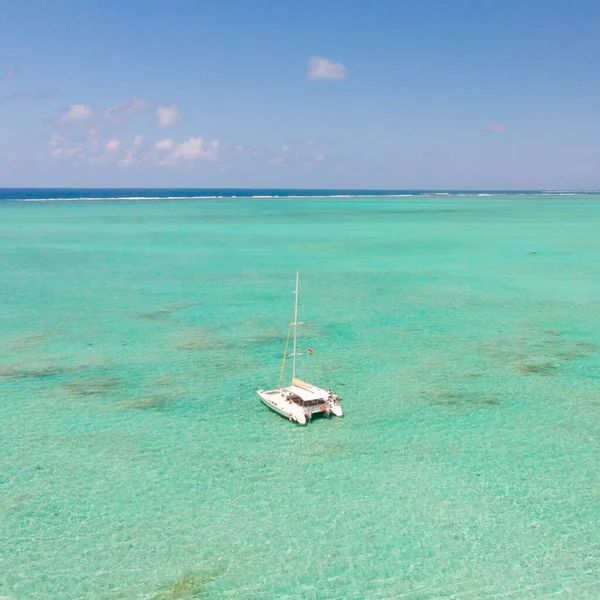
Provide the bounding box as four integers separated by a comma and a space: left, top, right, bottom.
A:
1, 187, 599, 193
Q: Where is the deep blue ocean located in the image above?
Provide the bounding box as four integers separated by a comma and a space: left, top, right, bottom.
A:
0, 187, 596, 202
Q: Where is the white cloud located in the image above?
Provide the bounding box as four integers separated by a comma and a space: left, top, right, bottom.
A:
171, 136, 217, 160
234, 145, 243, 152
157, 104, 181, 126
173, 137, 204, 159
133, 135, 144, 148
308, 56, 348, 80
281, 145, 289, 152
314, 152, 325, 162
487, 123, 508, 134
155, 138, 175, 151
266, 157, 285, 166
105, 139, 120, 151
60, 104, 93, 123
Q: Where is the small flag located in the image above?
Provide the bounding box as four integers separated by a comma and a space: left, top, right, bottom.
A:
307, 348, 313, 355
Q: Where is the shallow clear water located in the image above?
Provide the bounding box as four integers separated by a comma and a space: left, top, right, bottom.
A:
1, 195, 599, 599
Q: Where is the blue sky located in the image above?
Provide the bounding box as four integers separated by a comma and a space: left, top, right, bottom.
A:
1, 0, 599, 189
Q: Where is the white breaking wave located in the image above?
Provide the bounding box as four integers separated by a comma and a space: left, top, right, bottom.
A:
11, 191, 600, 202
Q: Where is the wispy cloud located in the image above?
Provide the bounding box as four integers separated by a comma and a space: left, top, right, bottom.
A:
103, 97, 150, 123
48, 133, 81, 159
4, 89, 55, 100
60, 104, 93, 123
308, 56, 348, 80
486, 123, 508, 134
301, 152, 328, 168
118, 152, 135, 167
157, 104, 181, 126
51, 97, 149, 128
45, 97, 152, 139
0, 68, 16, 83
49, 131, 119, 164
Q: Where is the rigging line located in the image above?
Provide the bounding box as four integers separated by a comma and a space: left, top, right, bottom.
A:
278, 305, 295, 388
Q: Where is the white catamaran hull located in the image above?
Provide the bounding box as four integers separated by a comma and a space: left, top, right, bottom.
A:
257, 389, 307, 424
258, 379, 343, 426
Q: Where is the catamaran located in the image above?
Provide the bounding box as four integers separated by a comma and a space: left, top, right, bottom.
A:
257, 271, 343, 425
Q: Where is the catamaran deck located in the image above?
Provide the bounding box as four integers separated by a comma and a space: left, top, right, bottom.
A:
284, 384, 328, 401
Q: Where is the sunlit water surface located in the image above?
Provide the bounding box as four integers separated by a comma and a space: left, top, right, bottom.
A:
1, 195, 599, 599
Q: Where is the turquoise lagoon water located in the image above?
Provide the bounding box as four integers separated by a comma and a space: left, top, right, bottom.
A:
1, 195, 599, 599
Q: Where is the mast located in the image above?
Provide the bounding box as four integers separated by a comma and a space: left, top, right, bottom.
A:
292, 270, 299, 381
